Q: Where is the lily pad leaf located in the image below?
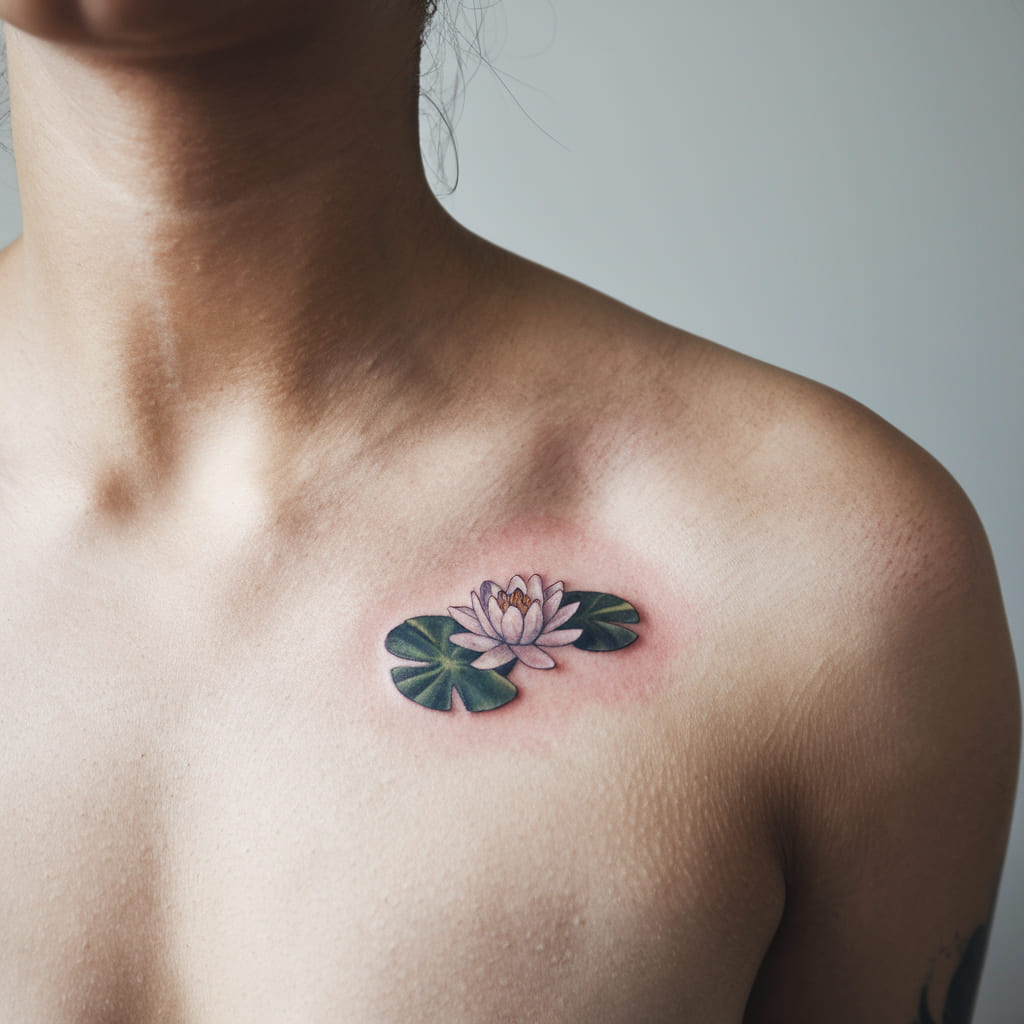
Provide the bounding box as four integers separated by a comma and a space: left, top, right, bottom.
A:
562, 591, 640, 652
385, 616, 518, 712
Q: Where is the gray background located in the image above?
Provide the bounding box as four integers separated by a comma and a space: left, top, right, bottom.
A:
2, 1, 1022, 1019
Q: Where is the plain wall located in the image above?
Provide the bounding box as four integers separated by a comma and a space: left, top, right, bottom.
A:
2, 1, 1022, 1019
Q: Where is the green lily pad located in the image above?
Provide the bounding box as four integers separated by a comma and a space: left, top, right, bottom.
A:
563, 591, 640, 652
385, 616, 518, 712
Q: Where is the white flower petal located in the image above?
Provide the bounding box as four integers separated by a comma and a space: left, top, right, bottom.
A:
521, 601, 544, 644
536, 628, 583, 648
449, 606, 483, 634
472, 591, 501, 639
500, 605, 525, 644
450, 632, 501, 652
542, 600, 580, 633
472, 644, 515, 670
480, 581, 500, 607
507, 575, 528, 595
487, 595, 506, 635
527, 574, 544, 603
511, 644, 556, 670
544, 581, 564, 601
542, 591, 564, 622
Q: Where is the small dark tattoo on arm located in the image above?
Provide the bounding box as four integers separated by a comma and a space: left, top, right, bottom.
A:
913, 924, 989, 1024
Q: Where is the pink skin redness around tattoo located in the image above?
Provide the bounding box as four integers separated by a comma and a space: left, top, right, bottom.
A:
366, 519, 693, 741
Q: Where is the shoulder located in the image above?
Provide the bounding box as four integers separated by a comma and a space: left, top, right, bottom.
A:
544, 293, 1021, 1017
714, 347, 1021, 829
667, 311, 1015, 741
474, 254, 1016, 743
690, 358, 1021, 1020
555, 283, 1002, 644
529, 270, 992, 607
523, 267, 1019, 809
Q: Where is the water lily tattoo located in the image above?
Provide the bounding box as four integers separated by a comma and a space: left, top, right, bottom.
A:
449, 575, 582, 671
385, 573, 640, 712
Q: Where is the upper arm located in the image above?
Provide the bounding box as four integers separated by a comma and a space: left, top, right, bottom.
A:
744, 459, 1020, 1023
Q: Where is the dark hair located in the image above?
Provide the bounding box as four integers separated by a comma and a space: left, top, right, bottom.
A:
420, 0, 494, 193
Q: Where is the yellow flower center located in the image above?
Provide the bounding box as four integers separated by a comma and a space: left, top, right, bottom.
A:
497, 588, 533, 615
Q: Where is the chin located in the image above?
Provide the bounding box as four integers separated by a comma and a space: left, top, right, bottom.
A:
0, 0, 314, 54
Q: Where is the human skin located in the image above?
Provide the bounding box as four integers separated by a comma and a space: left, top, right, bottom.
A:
0, 2, 1019, 1021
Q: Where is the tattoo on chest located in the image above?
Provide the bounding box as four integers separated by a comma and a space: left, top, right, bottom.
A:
385, 573, 640, 711
913, 924, 989, 1024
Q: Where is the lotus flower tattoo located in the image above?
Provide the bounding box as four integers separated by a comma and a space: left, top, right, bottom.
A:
447, 574, 583, 671
384, 572, 640, 712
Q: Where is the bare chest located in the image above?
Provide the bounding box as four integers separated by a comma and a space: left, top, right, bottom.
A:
0, 543, 782, 1023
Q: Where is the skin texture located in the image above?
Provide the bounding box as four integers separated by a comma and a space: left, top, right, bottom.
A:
0, 3, 1019, 1022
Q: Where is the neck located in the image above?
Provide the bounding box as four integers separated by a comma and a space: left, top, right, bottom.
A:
2, 11, 478, 513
